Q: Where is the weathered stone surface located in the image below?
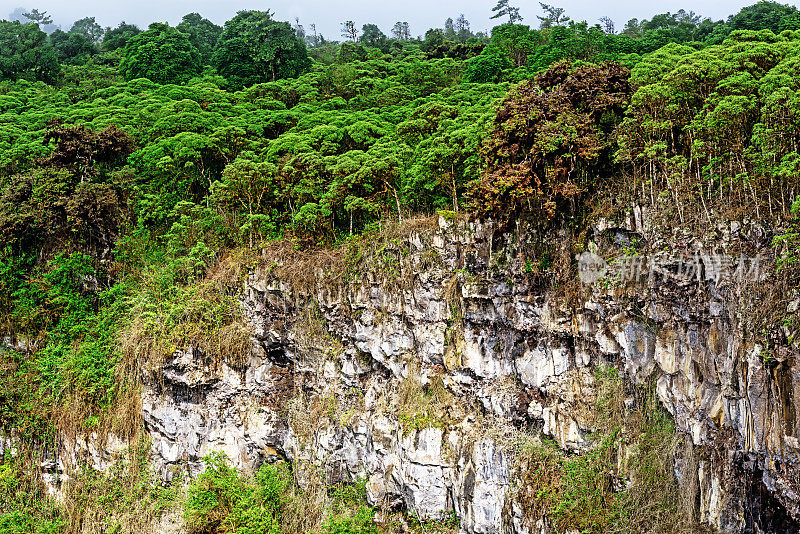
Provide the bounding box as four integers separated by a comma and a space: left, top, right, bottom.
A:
43, 213, 800, 533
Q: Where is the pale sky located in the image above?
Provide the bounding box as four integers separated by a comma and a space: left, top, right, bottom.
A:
0, 0, 786, 39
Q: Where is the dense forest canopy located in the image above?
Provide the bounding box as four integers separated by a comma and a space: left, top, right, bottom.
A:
3, 1, 800, 532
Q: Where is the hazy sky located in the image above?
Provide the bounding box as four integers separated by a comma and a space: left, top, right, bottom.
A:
0, 1, 785, 38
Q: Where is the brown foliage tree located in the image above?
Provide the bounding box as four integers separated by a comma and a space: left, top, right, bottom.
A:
0, 124, 135, 255
43, 124, 135, 180
470, 61, 631, 221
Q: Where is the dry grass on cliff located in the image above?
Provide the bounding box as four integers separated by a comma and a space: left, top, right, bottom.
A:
61, 441, 183, 534
391, 366, 463, 435
293, 305, 345, 368
118, 268, 252, 379
258, 215, 440, 296
279, 462, 328, 534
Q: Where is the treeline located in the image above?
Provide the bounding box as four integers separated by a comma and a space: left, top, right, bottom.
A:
8, 1, 800, 87
461, 0, 800, 81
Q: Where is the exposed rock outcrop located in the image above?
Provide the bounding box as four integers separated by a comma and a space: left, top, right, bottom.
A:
61, 212, 800, 533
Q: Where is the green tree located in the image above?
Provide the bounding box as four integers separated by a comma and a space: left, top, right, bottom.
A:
336, 42, 368, 63
101, 22, 141, 52
119, 23, 202, 84
728, 1, 800, 32
341, 20, 358, 42
360, 24, 388, 50
422, 28, 445, 53
444, 18, 457, 41
69, 16, 105, 44
213, 10, 311, 89
491, 0, 523, 24
391, 21, 411, 40
50, 29, 98, 64
455, 14, 472, 42
176, 13, 221, 65
20, 7, 56, 33
538, 3, 571, 29
489, 23, 540, 67
0, 20, 59, 83
618, 10, 706, 51
465, 51, 510, 82
22, 8, 52, 25
211, 153, 280, 248
622, 18, 644, 38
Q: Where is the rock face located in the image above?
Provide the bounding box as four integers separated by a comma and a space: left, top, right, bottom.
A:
132, 214, 800, 533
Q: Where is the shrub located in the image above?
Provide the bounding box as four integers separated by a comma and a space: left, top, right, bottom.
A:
469, 61, 631, 222
322, 506, 378, 534
184, 452, 290, 534
323, 479, 378, 534
513, 367, 694, 534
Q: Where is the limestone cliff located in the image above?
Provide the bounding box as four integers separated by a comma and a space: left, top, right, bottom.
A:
53, 211, 800, 533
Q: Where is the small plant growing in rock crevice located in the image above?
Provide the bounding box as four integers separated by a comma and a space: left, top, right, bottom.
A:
185, 451, 379, 534
393, 369, 457, 435
185, 451, 289, 534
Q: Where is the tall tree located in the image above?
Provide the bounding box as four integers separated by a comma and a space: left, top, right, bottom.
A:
50, 28, 98, 64
0, 20, 59, 82
538, 3, 570, 29
455, 14, 471, 42
213, 10, 311, 89
489, 24, 539, 67
361, 24, 388, 50
491, 0, 523, 24
293, 17, 305, 41
10, 7, 56, 33
599, 16, 615, 34
69, 16, 104, 44
341, 20, 358, 42
622, 18, 643, 37
22, 9, 52, 25
119, 23, 201, 84
444, 18, 456, 41
391, 21, 411, 40
102, 22, 141, 52
422, 28, 445, 53
306, 23, 321, 47
176, 13, 222, 65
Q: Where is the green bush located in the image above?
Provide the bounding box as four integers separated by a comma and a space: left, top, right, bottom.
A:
185, 452, 290, 534
514, 368, 686, 534
0, 252, 129, 440
322, 505, 378, 534
323, 478, 379, 534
